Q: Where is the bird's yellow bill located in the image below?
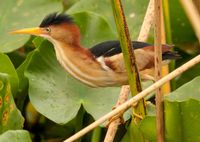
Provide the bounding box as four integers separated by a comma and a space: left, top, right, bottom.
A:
10, 27, 43, 35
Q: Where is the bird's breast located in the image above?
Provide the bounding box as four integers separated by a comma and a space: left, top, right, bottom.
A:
53, 42, 128, 87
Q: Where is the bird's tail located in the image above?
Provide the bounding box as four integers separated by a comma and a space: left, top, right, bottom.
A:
162, 51, 181, 60
161, 44, 181, 60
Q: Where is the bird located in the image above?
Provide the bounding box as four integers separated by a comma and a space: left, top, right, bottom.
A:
11, 13, 180, 87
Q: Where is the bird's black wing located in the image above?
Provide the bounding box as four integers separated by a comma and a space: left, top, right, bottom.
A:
90, 40, 151, 58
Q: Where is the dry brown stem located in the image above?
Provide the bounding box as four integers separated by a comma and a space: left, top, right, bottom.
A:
154, 0, 164, 141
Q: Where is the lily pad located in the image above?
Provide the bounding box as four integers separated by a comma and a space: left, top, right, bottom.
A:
0, 0, 62, 53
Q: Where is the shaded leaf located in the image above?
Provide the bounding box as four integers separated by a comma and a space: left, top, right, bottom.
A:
0, 74, 24, 134
0, 130, 31, 142
15, 52, 34, 110
169, 0, 198, 45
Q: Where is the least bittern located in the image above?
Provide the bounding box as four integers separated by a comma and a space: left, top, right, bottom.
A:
11, 13, 180, 87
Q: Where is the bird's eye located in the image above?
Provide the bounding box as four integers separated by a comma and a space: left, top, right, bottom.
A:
45, 27, 51, 33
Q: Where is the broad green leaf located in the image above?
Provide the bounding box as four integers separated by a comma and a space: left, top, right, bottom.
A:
0, 53, 19, 96
7, 51, 26, 68
139, 77, 200, 142
0, 130, 31, 142
0, 74, 24, 134
0, 0, 62, 53
67, 0, 149, 39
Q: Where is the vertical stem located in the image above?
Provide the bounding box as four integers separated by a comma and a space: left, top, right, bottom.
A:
111, 0, 146, 141
162, 0, 172, 44
138, 0, 155, 42
154, 0, 164, 142
110, 0, 145, 123
161, 6, 171, 94
104, 85, 129, 142
91, 127, 101, 142
105, 0, 155, 141
162, 0, 176, 91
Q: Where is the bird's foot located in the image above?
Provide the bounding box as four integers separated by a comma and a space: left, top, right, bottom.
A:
133, 112, 143, 120
131, 102, 143, 120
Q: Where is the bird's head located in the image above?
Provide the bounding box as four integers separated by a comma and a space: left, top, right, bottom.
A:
11, 13, 81, 45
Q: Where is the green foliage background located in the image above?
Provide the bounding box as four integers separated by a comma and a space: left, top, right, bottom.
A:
0, 0, 199, 141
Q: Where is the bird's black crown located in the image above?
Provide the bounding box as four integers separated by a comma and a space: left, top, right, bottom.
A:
39, 13, 74, 27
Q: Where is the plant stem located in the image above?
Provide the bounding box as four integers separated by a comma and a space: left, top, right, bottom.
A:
104, 85, 129, 142
91, 127, 101, 142
162, 0, 176, 91
110, 1, 146, 141
110, 0, 145, 123
138, 0, 155, 42
154, 0, 164, 141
